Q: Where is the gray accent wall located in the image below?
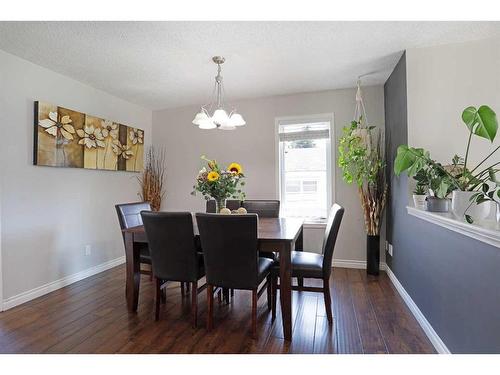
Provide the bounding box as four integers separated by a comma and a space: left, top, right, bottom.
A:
384, 53, 500, 353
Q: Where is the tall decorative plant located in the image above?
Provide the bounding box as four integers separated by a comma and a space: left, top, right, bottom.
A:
137, 146, 166, 211
338, 82, 387, 275
191, 155, 246, 212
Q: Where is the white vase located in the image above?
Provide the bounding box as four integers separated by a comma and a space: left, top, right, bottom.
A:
413, 194, 427, 210
451, 190, 491, 221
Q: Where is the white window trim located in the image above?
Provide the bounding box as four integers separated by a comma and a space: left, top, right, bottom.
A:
275, 113, 335, 223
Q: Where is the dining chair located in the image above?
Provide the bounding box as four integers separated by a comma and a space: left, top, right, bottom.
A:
242, 199, 280, 217
241, 199, 281, 302
115, 202, 154, 279
206, 199, 241, 213
271, 204, 344, 324
196, 213, 273, 338
141, 211, 206, 327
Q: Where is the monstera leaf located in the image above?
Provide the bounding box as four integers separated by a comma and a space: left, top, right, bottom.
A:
394, 145, 428, 177
462, 105, 498, 142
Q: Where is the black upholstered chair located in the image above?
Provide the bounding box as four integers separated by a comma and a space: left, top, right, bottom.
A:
141, 211, 205, 327
206, 199, 241, 213
196, 213, 273, 338
115, 202, 153, 278
271, 204, 344, 324
242, 200, 280, 217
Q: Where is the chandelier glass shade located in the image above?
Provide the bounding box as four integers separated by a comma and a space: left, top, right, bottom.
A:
192, 56, 246, 130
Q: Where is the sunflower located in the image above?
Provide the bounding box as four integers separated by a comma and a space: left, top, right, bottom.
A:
207, 171, 220, 182
228, 162, 242, 174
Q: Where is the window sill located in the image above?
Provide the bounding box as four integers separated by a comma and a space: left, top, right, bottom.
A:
407, 206, 500, 249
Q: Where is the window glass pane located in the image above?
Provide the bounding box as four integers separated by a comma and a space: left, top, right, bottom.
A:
281, 133, 329, 219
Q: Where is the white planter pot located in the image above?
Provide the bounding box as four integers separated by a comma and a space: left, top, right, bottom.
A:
451, 190, 491, 221
413, 194, 427, 210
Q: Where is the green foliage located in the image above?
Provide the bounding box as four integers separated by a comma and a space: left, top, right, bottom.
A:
462, 105, 498, 142
394, 105, 499, 199
394, 146, 457, 198
338, 120, 384, 187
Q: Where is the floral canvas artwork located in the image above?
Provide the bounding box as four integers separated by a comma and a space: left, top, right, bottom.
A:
34, 101, 144, 172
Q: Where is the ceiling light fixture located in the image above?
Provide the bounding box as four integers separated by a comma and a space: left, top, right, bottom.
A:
192, 56, 246, 130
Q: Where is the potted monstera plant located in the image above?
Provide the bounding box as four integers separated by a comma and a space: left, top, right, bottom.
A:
395, 105, 499, 222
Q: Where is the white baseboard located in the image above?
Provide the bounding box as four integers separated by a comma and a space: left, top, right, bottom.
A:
385, 266, 451, 354
1, 256, 126, 311
333, 259, 387, 271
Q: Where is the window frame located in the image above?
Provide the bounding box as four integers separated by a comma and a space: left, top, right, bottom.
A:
275, 113, 335, 221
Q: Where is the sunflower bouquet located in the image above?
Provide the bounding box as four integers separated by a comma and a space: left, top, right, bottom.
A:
191, 155, 246, 212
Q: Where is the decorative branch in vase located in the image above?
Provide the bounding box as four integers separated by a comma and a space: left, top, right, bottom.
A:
137, 146, 166, 211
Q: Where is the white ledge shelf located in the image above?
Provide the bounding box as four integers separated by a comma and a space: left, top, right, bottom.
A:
407, 206, 500, 249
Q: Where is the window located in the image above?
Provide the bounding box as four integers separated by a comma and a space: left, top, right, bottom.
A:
277, 115, 333, 220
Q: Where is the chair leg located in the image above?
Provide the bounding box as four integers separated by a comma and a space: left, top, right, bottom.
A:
217, 288, 222, 303
160, 285, 166, 304
323, 277, 333, 324
207, 284, 214, 331
266, 276, 272, 310
154, 277, 161, 321
180, 282, 185, 296
223, 288, 229, 304
191, 281, 198, 328
186, 282, 190, 294
252, 288, 257, 339
271, 276, 277, 321
231, 289, 234, 297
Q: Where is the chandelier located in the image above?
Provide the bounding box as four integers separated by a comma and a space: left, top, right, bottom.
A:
192, 56, 246, 130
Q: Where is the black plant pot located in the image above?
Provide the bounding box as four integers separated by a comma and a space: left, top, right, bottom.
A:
366, 235, 380, 276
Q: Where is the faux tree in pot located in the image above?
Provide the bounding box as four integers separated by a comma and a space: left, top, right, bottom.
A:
338, 118, 387, 275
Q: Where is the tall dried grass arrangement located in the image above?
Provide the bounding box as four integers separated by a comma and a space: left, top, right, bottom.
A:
137, 146, 166, 211
358, 130, 387, 235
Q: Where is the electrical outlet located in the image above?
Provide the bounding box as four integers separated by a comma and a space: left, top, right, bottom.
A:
85, 245, 92, 256
388, 243, 393, 257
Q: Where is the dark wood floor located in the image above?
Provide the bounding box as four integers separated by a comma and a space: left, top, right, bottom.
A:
0, 265, 435, 354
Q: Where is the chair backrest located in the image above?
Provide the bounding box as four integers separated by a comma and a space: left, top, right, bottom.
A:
196, 213, 259, 289
242, 200, 280, 218
321, 204, 345, 277
115, 202, 152, 230
141, 211, 200, 282
206, 199, 241, 213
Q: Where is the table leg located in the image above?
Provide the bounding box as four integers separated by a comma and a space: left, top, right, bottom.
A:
125, 231, 140, 312
279, 241, 293, 341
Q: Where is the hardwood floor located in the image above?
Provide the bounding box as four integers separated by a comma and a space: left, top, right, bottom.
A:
0, 265, 435, 354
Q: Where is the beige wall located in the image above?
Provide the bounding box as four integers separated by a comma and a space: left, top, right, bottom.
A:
0, 50, 152, 301
406, 37, 500, 167
152, 86, 386, 263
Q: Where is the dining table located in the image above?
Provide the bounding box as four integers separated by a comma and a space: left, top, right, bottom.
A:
121, 216, 304, 341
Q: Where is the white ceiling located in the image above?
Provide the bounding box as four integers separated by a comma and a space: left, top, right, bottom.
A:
0, 21, 499, 110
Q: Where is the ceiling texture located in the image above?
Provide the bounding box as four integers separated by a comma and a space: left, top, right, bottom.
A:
0, 21, 499, 110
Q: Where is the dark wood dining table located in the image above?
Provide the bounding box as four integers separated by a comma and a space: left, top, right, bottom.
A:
121, 216, 304, 341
